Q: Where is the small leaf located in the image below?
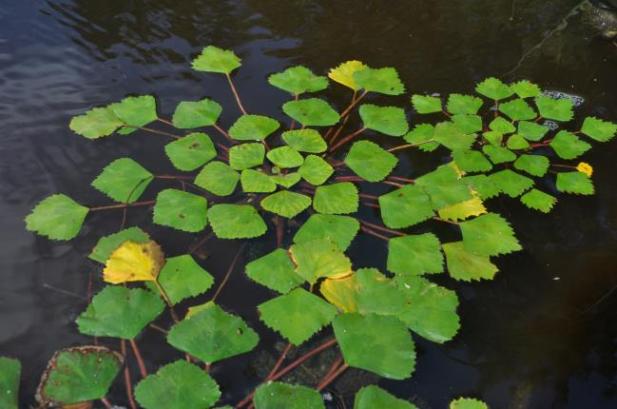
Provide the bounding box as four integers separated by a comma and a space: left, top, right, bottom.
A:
0, 357, 20, 409
432, 122, 476, 151
92, 158, 153, 203
165, 132, 217, 171
506, 134, 530, 150
535, 95, 574, 121
518, 121, 549, 141
475, 77, 513, 100
271, 172, 302, 188
229, 115, 280, 141
387, 234, 443, 276
358, 104, 409, 136
135, 360, 221, 409
510, 80, 542, 98
520, 189, 556, 213
229, 143, 266, 170
282, 129, 327, 153
167, 303, 259, 363
208, 204, 267, 239
195, 161, 239, 196
460, 213, 521, 256
446, 94, 483, 115
110, 96, 157, 129
345, 140, 398, 182
192, 45, 241, 74
282, 98, 340, 127
581, 116, 617, 142
153, 189, 208, 232
489, 117, 515, 134
254, 382, 325, 409
452, 150, 492, 173
513, 154, 550, 177
294, 214, 360, 251
102, 240, 164, 284
489, 169, 534, 197
25, 194, 89, 240
451, 114, 483, 133
482, 131, 503, 146
299, 155, 334, 186
261, 190, 311, 218
69, 107, 123, 139
498, 98, 537, 121
354, 67, 405, 95
268, 65, 328, 95
443, 242, 498, 281
549, 130, 591, 159
156, 255, 214, 305
171, 99, 222, 129
313, 182, 359, 214
354, 385, 418, 409
404, 124, 439, 152
258, 288, 338, 345
77, 286, 165, 339
241, 169, 277, 193
245, 249, 304, 294
328, 60, 367, 91
556, 171, 594, 195
379, 185, 434, 229
267, 146, 304, 168
411, 94, 442, 114
450, 397, 489, 409
290, 239, 352, 284
482, 145, 516, 164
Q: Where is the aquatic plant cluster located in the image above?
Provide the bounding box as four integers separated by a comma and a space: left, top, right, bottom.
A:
3, 45, 616, 409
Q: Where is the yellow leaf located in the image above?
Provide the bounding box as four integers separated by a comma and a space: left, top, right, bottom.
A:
576, 162, 593, 177
320, 275, 358, 313
103, 240, 164, 284
328, 60, 367, 91
438, 196, 487, 221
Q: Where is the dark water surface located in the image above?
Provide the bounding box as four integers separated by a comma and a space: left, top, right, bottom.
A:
1, 1, 617, 408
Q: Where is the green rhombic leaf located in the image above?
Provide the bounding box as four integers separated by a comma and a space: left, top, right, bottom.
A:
207, 204, 267, 239
0, 357, 20, 409
267, 146, 304, 168
498, 98, 537, 121
556, 171, 594, 195
333, 313, 415, 379
89, 227, 150, 263
513, 154, 550, 177
432, 122, 476, 151
404, 124, 439, 152
446, 94, 483, 115
535, 95, 574, 121
581, 116, 617, 142
313, 182, 359, 214
411, 94, 442, 114
229, 143, 266, 170
39, 346, 122, 405
521, 189, 556, 213
261, 190, 311, 218
110, 95, 158, 131
241, 169, 277, 193
192, 45, 241, 74
451, 114, 483, 133
229, 115, 280, 141
271, 172, 302, 188
489, 116, 515, 134
268, 65, 328, 95
70, 107, 123, 139
25, 194, 89, 240
482, 145, 516, 164
282, 98, 340, 127
282, 129, 327, 153
294, 214, 360, 251
354, 67, 405, 95
387, 233, 443, 276
195, 161, 239, 196
153, 189, 208, 232
156, 255, 214, 305
290, 239, 352, 284
518, 121, 549, 141
77, 286, 165, 339
345, 140, 398, 182
165, 132, 217, 171
489, 169, 534, 197
442, 242, 498, 281
452, 150, 492, 173
358, 104, 409, 136
92, 158, 153, 203
254, 382, 325, 409
475, 77, 513, 100
246, 249, 304, 294
379, 184, 434, 229
510, 80, 542, 98
449, 397, 489, 409
460, 213, 521, 256
258, 288, 338, 345
172, 99, 222, 129
354, 385, 418, 409
506, 134, 530, 150
550, 130, 591, 159
299, 155, 334, 186
135, 360, 221, 409
168, 303, 259, 363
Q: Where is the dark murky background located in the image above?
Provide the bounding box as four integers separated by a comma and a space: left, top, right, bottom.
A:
1, 1, 617, 408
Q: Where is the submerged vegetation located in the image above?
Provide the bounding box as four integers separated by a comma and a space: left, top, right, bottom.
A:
5, 45, 616, 408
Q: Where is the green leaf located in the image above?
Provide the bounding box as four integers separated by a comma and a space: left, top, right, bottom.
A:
229, 115, 280, 141
165, 132, 217, 171
313, 182, 358, 214
208, 204, 267, 239
506, 134, 530, 150
556, 171, 594, 195
25, 194, 89, 240
259, 288, 338, 345
157, 255, 214, 305
192, 45, 241, 74
517, 121, 549, 141
411, 94, 442, 114
513, 154, 549, 177
475, 77, 513, 100
267, 146, 304, 168
229, 143, 266, 170
395, 276, 460, 343
328, 60, 368, 91
268, 65, 328, 95
443, 242, 498, 281
0, 357, 20, 409
482, 145, 516, 164
195, 161, 239, 196
153, 189, 208, 232
282, 129, 327, 153
245, 249, 304, 293
489, 169, 534, 197
282, 98, 340, 127
290, 239, 352, 284
39, 346, 122, 405
345, 140, 398, 182
451, 114, 483, 134
482, 131, 503, 146
450, 397, 489, 409
581, 116, 617, 142
299, 155, 334, 186
419, 181, 474, 210
446, 94, 483, 115
359, 104, 409, 136
92, 158, 153, 203
254, 382, 325, 409
452, 150, 492, 173
89, 227, 150, 264
271, 172, 302, 188
461, 175, 501, 200
387, 233, 443, 276
241, 169, 277, 193
535, 96, 574, 121
354, 67, 405, 95
110, 96, 157, 130
404, 124, 439, 152
498, 98, 537, 121
167, 303, 259, 363
354, 385, 418, 409
378, 184, 434, 229
549, 130, 591, 159
333, 313, 415, 379
77, 286, 165, 339
460, 213, 521, 256
171, 99, 222, 129
489, 116, 515, 134
294, 214, 359, 251
510, 80, 541, 98
432, 122, 476, 151
520, 189, 556, 213
135, 360, 221, 409
69, 107, 123, 139
261, 190, 311, 218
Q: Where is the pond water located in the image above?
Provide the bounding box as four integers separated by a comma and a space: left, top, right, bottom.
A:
1, 0, 617, 408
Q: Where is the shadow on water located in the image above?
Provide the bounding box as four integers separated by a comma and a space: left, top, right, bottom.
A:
1, 0, 616, 407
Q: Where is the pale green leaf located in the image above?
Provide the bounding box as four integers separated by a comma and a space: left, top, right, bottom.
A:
411, 94, 442, 114
194, 161, 239, 196
359, 104, 409, 136
294, 214, 359, 251
506, 134, 530, 150
282, 98, 340, 127
404, 124, 439, 152
354, 67, 405, 95
460, 213, 521, 256
518, 121, 549, 141
476, 77, 513, 100
498, 98, 537, 121
345, 140, 398, 182
208, 204, 267, 239
261, 190, 311, 218
535, 96, 574, 121
549, 130, 591, 159
282, 129, 327, 153
446, 94, 483, 115
229, 115, 280, 141
387, 233, 443, 276
433, 122, 476, 151
299, 155, 334, 186
254, 382, 325, 409
110, 95, 157, 130
92, 158, 153, 203
290, 239, 352, 284
271, 172, 302, 188
0, 357, 20, 409
482, 145, 516, 164
489, 169, 533, 197
229, 143, 265, 170
513, 154, 549, 177
452, 150, 492, 173
378, 184, 434, 229
241, 169, 277, 193
268, 65, 328, 95
451, 114, 483, 134
25, 194, 89, 240
267, 146, 304, 168
510, 80, 542, 98
313, 182, 358, 214
157, 255, 214, 305
171, 99, 222, 129
153, 189, 208, 232
461, 175, 501, 200
450, 397, 489, 409
520, 189, 556, 213
192, 46, 241, 74
581, 116, 617, 142
245, 249, 304, 294
489, 117, 515, 134
69, 107, 123, 139
354, 385, 417, 409
556, 171, 594, 195
482, 131, 503, 146
443, 242, 498, 281
165, 132, 217, 171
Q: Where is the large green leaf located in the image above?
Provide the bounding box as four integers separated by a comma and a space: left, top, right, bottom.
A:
450, 398, 489, 409
460, 213, 521, 256
443, 242, 498, 281
549, 130, 592, 159
498, 98, 537, 121
475, 77, 513, 100
488, 169, 533, 198
267, 146, 304, 168
0, 357, 20, 409
192, 46, 241, 74
229, 143, 266, 170
165, 132, 217, 171
69, 107, 123, 139
229, 115, 280, 141
77, 286, 165, 339
379, 184, 434, 229
345, 140, 398, 182
358, 104, 409, 136
268, 66, 328, 95
282, 98, 340, 127
171, 98, 222, 129
241, 169, 277, 193
259, 288, 338, 345
282, 129, 327, 153
167, 303, 259, 363
446, 94, 483, 115
581, 116, 617, 142
354, 67, 405, 95
535, 96, 573, 121
135, 360, 221, 409
261, 190, 311, 218
354, 385, 418, 409
25, 194, 89, 240
387, 233, 443, 276
254, 382, 325, 409
333, 313, 415, 379
194, 161, 239, 196
290, 239, 352, 284
92, 158, 153, 203
411, 94, 442, 114
556, 171, 594, 195
510, 80, 542, 98
207, 204, 267, 239
313, 182, 359, 214
245, 249, 304, 293
156, 255, 214, 305
153, 189, 208, 232
520, 189, 556, 213
109, 96, 157, 131
294, 214, 359, 251
513, 154, 549, 177
89, 227, 150, 263
299, 155, 334, 186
